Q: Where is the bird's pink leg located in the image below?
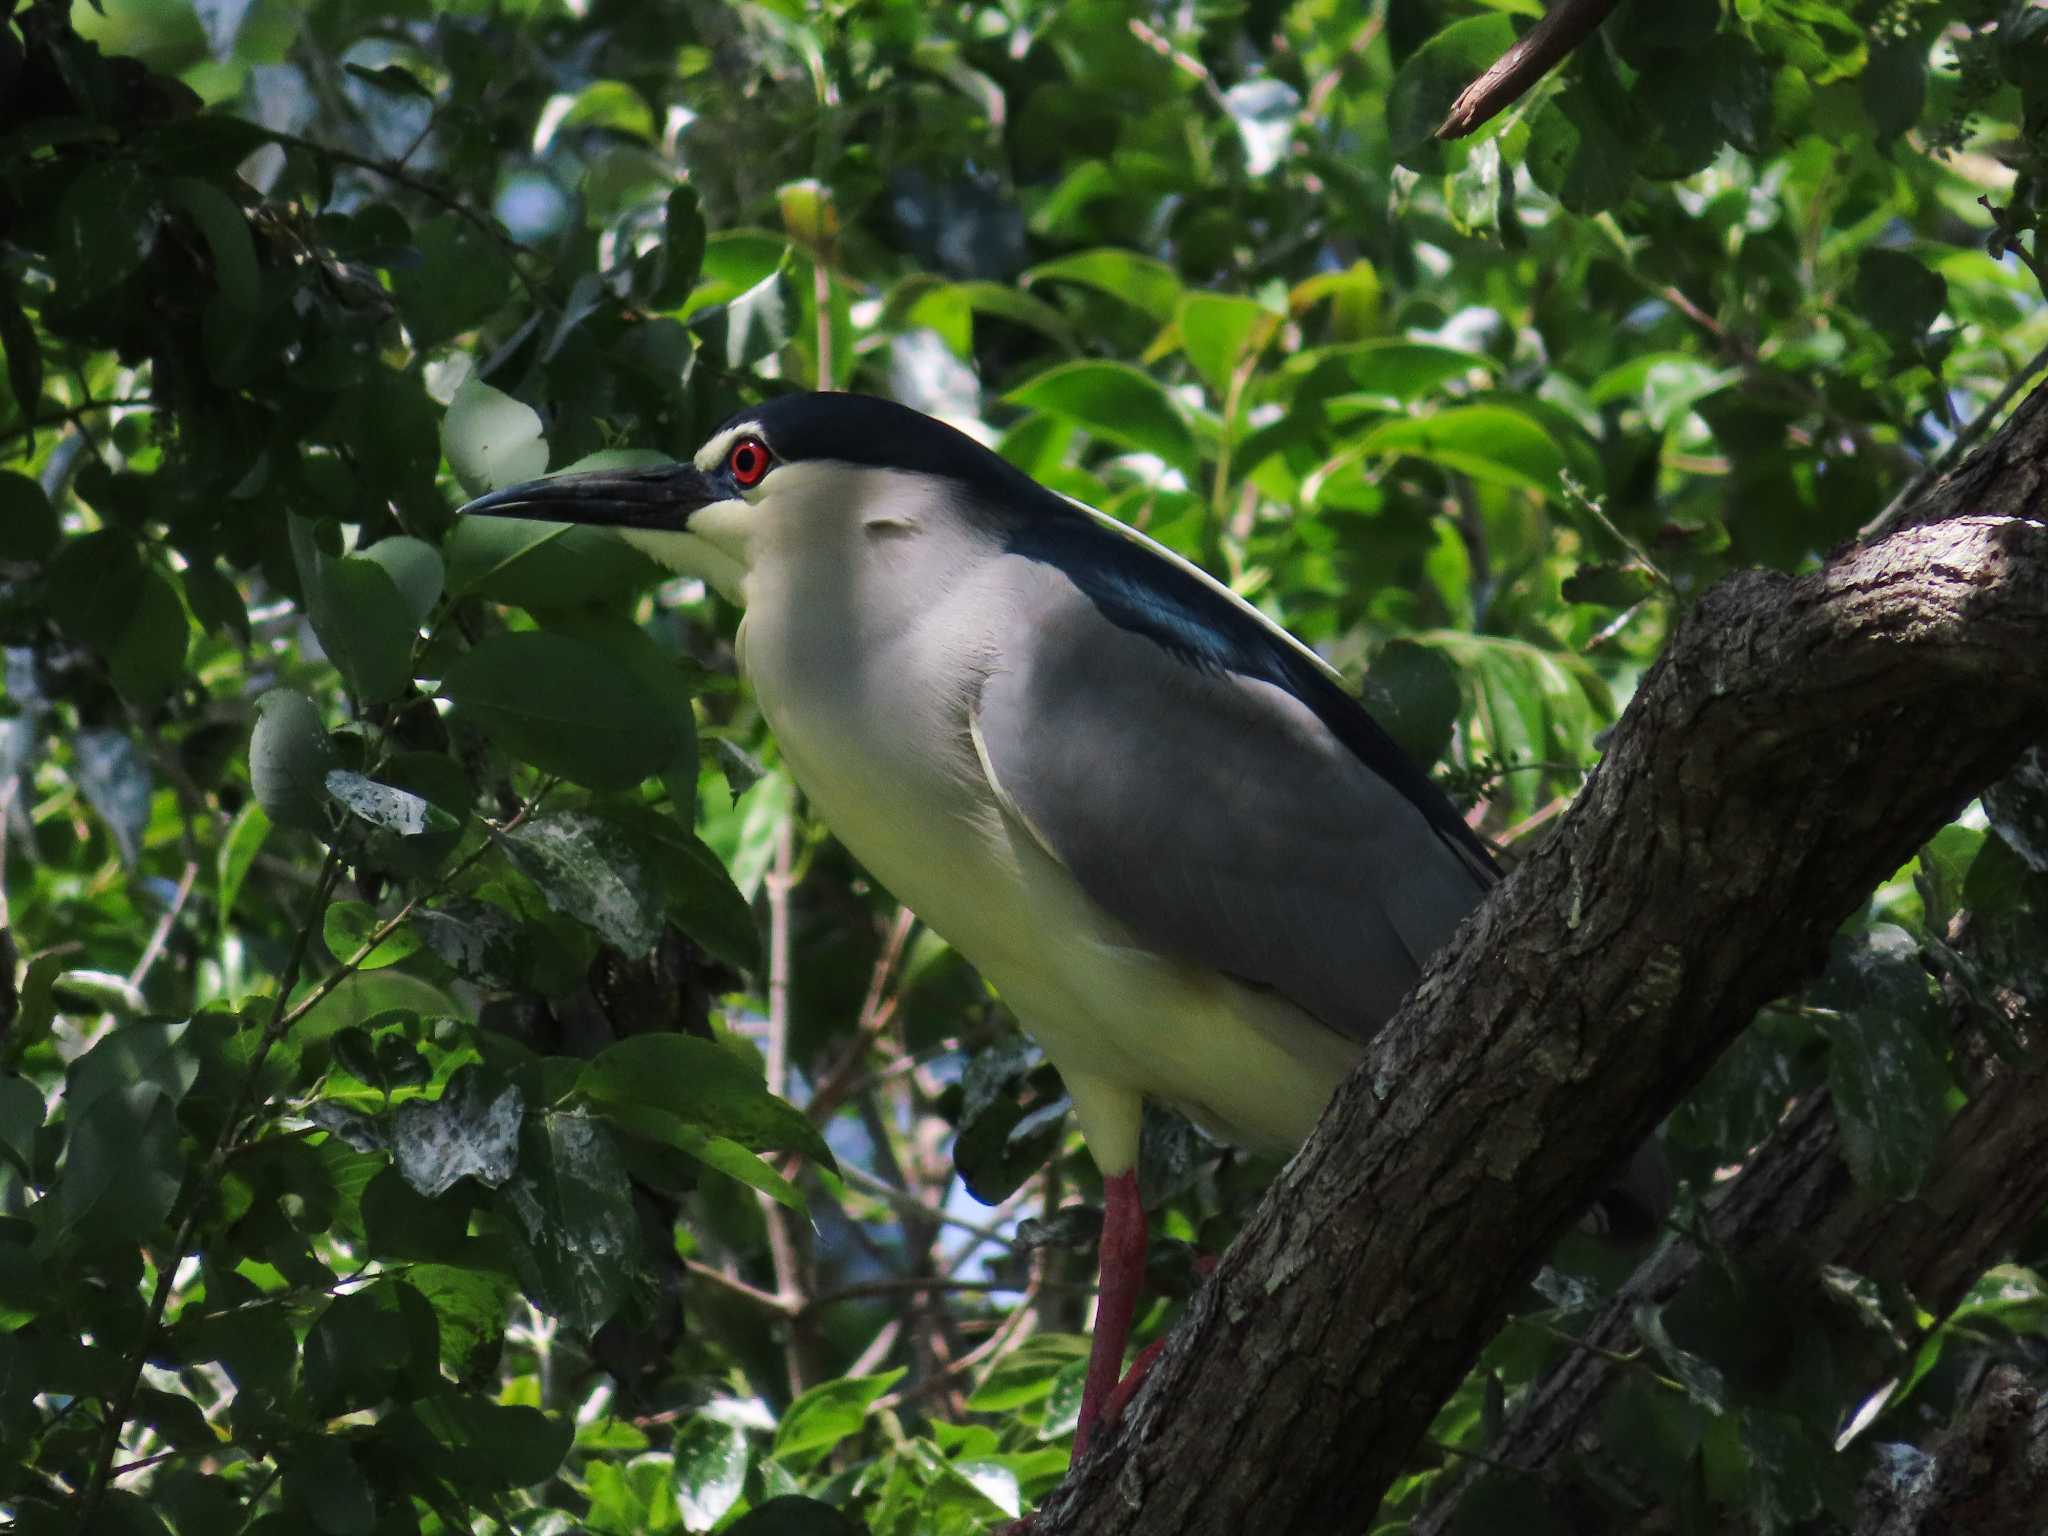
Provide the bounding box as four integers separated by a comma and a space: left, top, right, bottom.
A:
1075, 1168, 1146, 1455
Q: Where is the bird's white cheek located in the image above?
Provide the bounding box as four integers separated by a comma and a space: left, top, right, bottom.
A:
616, 499, 753, 605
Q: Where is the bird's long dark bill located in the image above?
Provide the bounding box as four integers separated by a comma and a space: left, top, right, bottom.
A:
456, 463, 717, 531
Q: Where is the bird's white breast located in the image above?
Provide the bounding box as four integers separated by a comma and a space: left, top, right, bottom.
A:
731, 469, 1359, 1173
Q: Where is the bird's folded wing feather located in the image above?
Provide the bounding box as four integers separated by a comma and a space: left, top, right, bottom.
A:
970, 561, 1491, 1044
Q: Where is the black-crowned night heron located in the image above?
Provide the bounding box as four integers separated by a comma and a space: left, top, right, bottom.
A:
460, 392, 1505, 1450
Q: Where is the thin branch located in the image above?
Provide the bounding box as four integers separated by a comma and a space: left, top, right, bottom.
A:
75, 848, 345, 1528
1436, 0, 1625, 141
837, 1162, 1030, 1251
1863, 335, 2048, 539
0, 398, 156, 457
683, 1257, 797, 1316
126, 860, 198, 993
802, 1275, 1092, 1314
759, 813, 819, 1394
806, 904, 916, 1127
262, 129, 550, 308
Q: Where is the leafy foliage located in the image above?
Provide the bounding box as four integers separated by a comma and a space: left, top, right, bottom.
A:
0, 0, 2045, 1532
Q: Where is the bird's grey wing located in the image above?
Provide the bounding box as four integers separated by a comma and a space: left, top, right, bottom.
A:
971, 561, 1491, 1042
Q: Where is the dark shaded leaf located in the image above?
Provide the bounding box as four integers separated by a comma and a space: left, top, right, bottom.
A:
440, 631, 686, 790
250, 690, 337, 833
1855, 250, 1947, 343
1813, 925, 1953, 1200
502, 809, 665, 954
1005, 362, 1196, 476
497, 1110, 638, 1332
579, 1034, 834, 1168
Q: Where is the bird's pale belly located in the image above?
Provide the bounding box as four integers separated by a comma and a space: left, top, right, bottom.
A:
752, 660, 1361, 1175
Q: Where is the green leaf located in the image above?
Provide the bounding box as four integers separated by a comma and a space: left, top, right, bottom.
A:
1177, 292, 1276, 401
1, 955, 65, 1072
0, 473, 58, 561
643, 185, 707, 307
411, 898, 529, 989
52, 161, 160, 298
1024, 248, 1182, 324
1561, 564, 1659, 608
290, 520, 419, 705
675, 1415, 750, 1529
692, 266, 794, 371
324, 769, 456, 837
1855, 249, 1947, 343
443, 380, 549, 499
165, 178, 259, 313
411, 1394, 573, 1490
249, 689, 337, 833
359, 536, 445, 628
502, 809, 666, 954
408, 1262, 516, 1379
1358, 405, 1567, 493
724, 1497, 867, 1536
47, 530, 146, 654
0, 281, 43, 427
498, 1110, 640, 1332
1814, 924, 1953, 1200
216, 801, 270, 936
579, 1034, 835, 1169
1631, 1301, 1728, 1415
965, 1334, 1089, 1412
285, 1439, 376, 1536
599, 1102, 804, 1209
603, 806, 759, 970
771, 1368, 906, 1461
49, 1078, 185, 1250
1526, 84, 1638, 214
543, 613, 699, 803
391, 1066, 524, 1198
440, 631, 687, 790
393, 214, 516, 350
1588, 353, 1741, 432
1360, 640, 1462, 768
1386, 14, 1518, 169
0, 1075, 47, 1179
953, 1036, 1066, 1204
443, 512, 664, 609
323, 900, 421, 970
1004, 362, 1197, 476
303, 1283, 418, 1415
1294, 339, 1496, 402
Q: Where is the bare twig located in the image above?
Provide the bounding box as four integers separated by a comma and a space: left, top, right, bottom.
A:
1437, 0, 1626, 141
806, 904, 916, 1127
758, 814, 819, 1394
126, 860, 199, 993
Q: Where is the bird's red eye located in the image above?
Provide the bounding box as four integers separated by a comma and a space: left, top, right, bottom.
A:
728, 437, 772, 488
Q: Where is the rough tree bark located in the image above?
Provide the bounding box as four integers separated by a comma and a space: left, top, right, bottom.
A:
1411, 1049, 2048, 1532
1857, 1366, 2048, 1535
1033, 384, 2048, 1535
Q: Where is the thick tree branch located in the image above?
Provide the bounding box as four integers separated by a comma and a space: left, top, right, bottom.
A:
1034, 385, 2048, 1534
1857, 1366, 2048, 1535
1436, 0, 1625, 140
1412, 1031, 2048, 1532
